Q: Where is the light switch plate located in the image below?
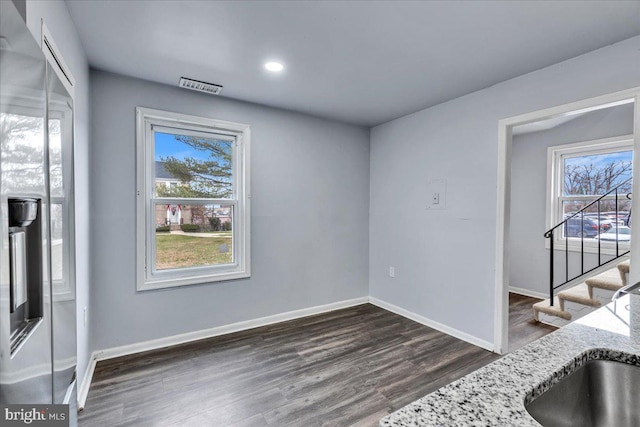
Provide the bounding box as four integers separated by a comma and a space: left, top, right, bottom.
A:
427, 178, 446, 210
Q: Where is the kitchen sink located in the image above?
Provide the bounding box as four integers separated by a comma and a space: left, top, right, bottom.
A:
525, 358, 640, 427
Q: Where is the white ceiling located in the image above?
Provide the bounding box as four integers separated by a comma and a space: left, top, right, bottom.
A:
65, 1, 640, 127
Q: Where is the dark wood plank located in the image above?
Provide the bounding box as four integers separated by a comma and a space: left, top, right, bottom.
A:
79, 304, 501, 427
508, 292, 556, 352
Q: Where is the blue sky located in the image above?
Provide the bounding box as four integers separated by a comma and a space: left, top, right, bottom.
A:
565, 150, 633, 175
155, 132, 224, 162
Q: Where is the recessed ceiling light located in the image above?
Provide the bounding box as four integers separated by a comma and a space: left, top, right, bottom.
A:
265, 62, 284, 72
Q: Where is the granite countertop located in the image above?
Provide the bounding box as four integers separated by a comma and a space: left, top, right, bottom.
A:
380, 293, 640, 426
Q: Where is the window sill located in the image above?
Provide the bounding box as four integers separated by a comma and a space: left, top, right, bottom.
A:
138, 269, 250, 291
545, 240, 630, 256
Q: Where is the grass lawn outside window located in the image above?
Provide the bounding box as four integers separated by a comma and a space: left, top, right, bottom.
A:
155, 232, 233, 270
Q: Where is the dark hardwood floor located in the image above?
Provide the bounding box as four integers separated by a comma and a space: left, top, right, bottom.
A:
79, 304, 500, 427
508, 292, 556, 353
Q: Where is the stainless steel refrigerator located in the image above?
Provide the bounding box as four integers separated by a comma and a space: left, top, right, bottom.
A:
0, 1, 77, 424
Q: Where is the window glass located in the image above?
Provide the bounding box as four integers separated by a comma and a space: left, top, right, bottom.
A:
563, 150, 632, 196
562, 199, 632, 219
154, 203, 234, 270
154, 131, 233, 199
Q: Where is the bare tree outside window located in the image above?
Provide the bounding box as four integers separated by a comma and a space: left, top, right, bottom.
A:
156, 135, 232, 199
562, 151, 632, 216
564, 158, 632, 196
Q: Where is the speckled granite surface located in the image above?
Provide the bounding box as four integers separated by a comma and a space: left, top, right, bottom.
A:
380, 293, 640, 426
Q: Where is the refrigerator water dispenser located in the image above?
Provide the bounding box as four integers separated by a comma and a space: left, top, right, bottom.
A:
7, 198, 44, 354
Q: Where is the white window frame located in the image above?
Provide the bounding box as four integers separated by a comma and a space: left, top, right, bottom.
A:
136, 107, 251, 291
546, 134, 633, 254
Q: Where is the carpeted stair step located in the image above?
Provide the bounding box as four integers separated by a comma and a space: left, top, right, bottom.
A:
557, 283, 601, 308
585, 268, 623, 292
532, 261, 629, 328
617, 260, 629, 286
533, 297, 570, 321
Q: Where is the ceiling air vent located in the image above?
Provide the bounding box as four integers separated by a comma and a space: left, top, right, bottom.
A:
178, 77, 223, 95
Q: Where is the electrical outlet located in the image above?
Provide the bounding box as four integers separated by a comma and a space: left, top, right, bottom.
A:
389, 267, 395, 278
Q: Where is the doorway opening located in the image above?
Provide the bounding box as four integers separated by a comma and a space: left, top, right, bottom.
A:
494, 87, 640, 354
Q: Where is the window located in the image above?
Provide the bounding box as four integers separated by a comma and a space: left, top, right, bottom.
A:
547, 135, 633, 251
136, 107, 251, 290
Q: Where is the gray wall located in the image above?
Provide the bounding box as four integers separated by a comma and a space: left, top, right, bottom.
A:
510, 104, 634, 296
89, 70, 370, 351
26, 0, 91, 390
369, 35, 640, 346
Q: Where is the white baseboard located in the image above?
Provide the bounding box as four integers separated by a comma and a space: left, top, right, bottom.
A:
77, 354, 97, 410
369, 297, 495, 352
509, 286, 547, 300
94, 296, 368, 362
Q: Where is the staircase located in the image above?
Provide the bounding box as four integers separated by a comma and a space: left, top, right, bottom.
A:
536, 176, 632, 327
533, 259, 629, 327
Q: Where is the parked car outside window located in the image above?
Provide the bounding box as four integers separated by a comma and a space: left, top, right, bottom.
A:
564, 217, 600, 238
595, 225, 631, 242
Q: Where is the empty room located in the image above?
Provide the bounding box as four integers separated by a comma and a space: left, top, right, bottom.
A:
1, 1, 639, 426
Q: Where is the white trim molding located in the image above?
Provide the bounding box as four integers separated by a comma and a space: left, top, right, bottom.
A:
629, 92, 640, 286
508, 287, 548, 300
77, 355, 97, 410
369, 297, 495, 352
95, 297, 368, 361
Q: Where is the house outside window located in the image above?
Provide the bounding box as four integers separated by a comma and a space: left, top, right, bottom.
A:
136, 107, 251, 290
546, 135, 633, 253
